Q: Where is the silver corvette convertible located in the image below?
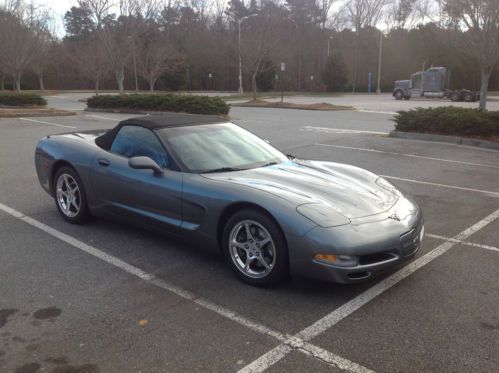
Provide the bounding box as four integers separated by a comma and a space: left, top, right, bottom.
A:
35, 114, 424, 286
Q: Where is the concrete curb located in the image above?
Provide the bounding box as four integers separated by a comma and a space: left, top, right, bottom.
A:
389, 131, 499, 151
84, 108, 230, 119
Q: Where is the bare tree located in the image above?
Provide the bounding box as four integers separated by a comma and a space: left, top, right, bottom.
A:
242, 4, 283, 99
137, 30, 175, 91
445, 0, 499, 111
0, 2, 50, 92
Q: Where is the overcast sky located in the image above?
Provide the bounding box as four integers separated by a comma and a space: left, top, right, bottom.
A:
34, 0, 78, 35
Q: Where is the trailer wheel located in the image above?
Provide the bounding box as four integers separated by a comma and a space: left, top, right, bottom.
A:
463, 91, 474, 102
449, 91, 461, 102
394, 90, 404, 100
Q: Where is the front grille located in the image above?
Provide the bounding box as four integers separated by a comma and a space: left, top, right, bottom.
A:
359, 251, 397, 265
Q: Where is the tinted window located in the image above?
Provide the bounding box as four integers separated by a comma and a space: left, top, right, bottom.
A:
110, 125, 168, 168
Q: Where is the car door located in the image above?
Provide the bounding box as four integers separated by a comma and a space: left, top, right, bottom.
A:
91, 125, 182, 234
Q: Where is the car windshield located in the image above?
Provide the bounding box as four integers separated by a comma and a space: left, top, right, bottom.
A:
158, 122, 288, 173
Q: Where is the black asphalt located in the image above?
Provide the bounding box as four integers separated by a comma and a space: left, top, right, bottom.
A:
1, 95, 498, 372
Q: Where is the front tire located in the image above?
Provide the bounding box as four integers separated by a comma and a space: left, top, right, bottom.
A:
53, 166, 91, 224
222, 209, 288, 286
394, 90, 404, 100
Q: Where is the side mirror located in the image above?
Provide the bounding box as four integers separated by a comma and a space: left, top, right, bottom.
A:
128, 156, 163, 175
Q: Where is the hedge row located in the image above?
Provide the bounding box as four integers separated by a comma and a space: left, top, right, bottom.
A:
394, 107, 499, 139
0, 93, 47, 106
87, 94, 230, 115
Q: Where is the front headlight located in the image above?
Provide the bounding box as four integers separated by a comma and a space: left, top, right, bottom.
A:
297, 203, 351, 228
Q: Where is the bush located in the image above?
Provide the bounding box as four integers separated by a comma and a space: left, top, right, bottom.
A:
394, 107, 499, 139
0, 93, 47, 106
87, 94, 230, 115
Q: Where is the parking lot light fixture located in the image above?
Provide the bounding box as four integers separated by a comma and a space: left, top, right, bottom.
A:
238, 14, 258, 96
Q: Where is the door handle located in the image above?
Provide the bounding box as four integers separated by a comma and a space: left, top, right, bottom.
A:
98, 159, 110, 166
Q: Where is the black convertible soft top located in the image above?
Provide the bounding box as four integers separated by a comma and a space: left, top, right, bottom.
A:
95, 113, 225, 150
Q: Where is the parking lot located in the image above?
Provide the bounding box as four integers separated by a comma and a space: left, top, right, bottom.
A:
1, 94, 498, 373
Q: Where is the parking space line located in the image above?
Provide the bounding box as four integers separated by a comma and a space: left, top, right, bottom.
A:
239, 208, 499, 372
0, 202, 370, 372
426, 233, 499, 253
357, 109, 397, 115
19, 117, 76, 129
381, 175, 499, 197
300, 342, 375, 373
85, 114, 119, 121
301, 126, 388, 135
316, 143, 499, 169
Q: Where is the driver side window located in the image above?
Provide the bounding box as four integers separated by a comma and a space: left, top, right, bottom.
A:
110, 125, 169, 168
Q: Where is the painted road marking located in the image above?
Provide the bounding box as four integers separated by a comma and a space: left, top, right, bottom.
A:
426, 233, 499, 253
301, 126, 388, 135
19, 117, 76, 129
316, 143, 499, 170
0, 202, 371, 373
357, 109, 397, 115
238, 209, 499, 372
85, 114, 119, 121
382, 175, 499, 198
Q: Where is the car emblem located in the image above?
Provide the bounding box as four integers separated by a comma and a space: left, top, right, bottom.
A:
388, 213, 400, 221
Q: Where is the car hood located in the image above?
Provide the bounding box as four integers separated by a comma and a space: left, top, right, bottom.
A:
203, 160, 399, 219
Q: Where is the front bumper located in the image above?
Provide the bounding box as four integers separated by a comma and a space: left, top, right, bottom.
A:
288, 198, 424, 283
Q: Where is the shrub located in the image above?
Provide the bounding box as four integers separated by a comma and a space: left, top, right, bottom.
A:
394, 107, 499, 139
0, 93, 47, 106
87, 94, 230, 115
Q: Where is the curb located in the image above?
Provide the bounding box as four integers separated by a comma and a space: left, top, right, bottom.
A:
230, 103, 352, 111
84, 107, 231, 120
389, 131, 499, 151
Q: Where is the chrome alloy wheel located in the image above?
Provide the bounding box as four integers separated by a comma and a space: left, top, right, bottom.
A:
56, 173, 81, 218
229, 220, 276, 279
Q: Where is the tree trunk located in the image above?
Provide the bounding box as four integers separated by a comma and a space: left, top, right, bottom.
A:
252, 72, 257, 100
0, 75, 4, 90
149, 77, 155, 92
115, 68, 125, 94
479, 67, 491, 112
95, 78, 99, 96
38, 73, 44, 91
14, 72, 21, 92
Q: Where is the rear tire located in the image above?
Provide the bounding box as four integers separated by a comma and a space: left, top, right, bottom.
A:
222, 209, 288, 286
53, 166, 91, 224
449, 91, 461, 102
463, 91, 474, 102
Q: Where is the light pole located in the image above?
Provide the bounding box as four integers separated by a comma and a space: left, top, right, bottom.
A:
327, 36, 333, 58
238, 14, 257, 96
376, 30, 383, 94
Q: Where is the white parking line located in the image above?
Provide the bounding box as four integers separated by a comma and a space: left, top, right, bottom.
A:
19, 117, 76, 129
426, 233, 499, 253
85, 114, 119, 121
382, 175, 499, 198
301, 126, 388, 135
239, 209, 499, 372
0, 202, 370, 372
357, 109, 397, 115
316, 143, 499, 170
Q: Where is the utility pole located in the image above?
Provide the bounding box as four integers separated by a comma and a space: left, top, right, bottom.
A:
376, 30, 383, 94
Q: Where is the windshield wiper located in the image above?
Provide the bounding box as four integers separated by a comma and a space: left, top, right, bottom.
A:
202, 167, 245, 173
